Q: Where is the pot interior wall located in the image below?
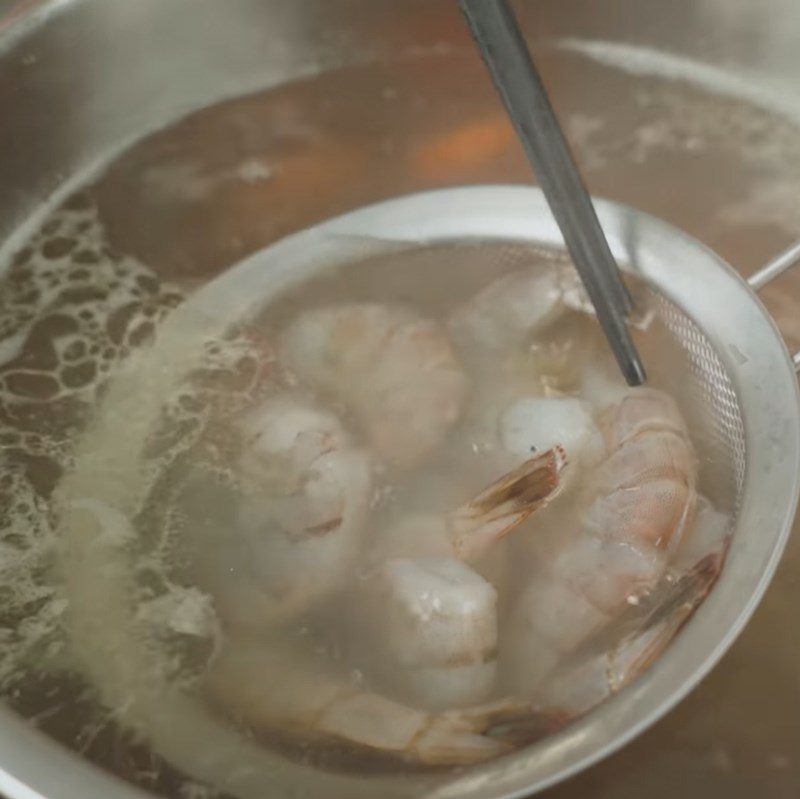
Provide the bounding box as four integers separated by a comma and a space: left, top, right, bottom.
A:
0, 1, 800, 798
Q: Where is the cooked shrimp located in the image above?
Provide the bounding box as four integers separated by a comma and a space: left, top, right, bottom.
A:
504, 388, 698, 695
448, 265, 566, 356
447, 266, 604, 487
351, 448, 566, 710
355, 556, 500, 711
454, 393, 602, 494
448, 262, 650, 360
280, 303, 468, 467
206, 635, 557, 766
498, 397, 600, 468
540, 548, 723, 716
372, 445, 567, 564
184, 392, 372, 630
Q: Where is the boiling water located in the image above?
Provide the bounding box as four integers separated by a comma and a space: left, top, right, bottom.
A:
23, 233, 729, 785
0, 45, 798, 798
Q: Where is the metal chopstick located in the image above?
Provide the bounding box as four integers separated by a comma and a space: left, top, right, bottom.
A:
460, 0, 646, 387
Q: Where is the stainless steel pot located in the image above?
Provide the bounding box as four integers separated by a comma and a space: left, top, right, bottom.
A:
2, 1, 800, 798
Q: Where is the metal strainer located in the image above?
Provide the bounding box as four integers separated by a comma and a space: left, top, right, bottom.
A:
56, 185, 800, 799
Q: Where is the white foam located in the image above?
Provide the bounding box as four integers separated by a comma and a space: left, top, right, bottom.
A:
556, 38, 800, 125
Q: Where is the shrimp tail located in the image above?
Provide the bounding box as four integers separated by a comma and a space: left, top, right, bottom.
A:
539, 550, 724, 716
615, 550, 723, 678
207, 638, 548, 766
412, 697, 557, 764
462, 702, 569, 751
449, 445, 568, 561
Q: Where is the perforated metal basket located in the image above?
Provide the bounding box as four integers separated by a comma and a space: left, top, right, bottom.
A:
56, 186, 800, 799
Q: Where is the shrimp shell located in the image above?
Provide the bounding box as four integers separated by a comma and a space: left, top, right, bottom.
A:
280, 303, 468, 467
504, 388, 698, 695
206, 636, 557, 765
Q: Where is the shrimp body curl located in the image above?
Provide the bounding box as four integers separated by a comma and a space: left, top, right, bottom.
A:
280, 303, 468, 468
505, 388, 698, 694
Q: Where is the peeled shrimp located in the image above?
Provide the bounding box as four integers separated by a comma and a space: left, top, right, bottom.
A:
455, 392, 602, 494
280, 303, 468, 467
504, 388, 698, 694
372, 446, 567, 564
448, 262, 649, 360
352, 447, 567, 711
447, 265, 604, 489
353, 557, 500, 711
448, 265, 565, 356
206, 635, 554, 766
540, 549, 723, 715
185, 393, 372, 630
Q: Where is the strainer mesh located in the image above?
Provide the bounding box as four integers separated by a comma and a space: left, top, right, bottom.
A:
356, 238, 747, 517
652, 291, 746, 514
354, 239, 748, 516
481, 240, 747, 514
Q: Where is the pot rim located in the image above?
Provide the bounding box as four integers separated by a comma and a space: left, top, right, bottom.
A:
9, 185, 795, 799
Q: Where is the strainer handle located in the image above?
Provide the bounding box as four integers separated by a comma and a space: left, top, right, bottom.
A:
747, 242, 800, 371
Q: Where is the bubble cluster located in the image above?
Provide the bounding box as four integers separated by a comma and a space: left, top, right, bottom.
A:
561, 45, 800, 237
0, 193, 183, 411
0, 180, 282, 795
123, 330, 271, 686
0, 190, 238, 794
0, 192, 187, 689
